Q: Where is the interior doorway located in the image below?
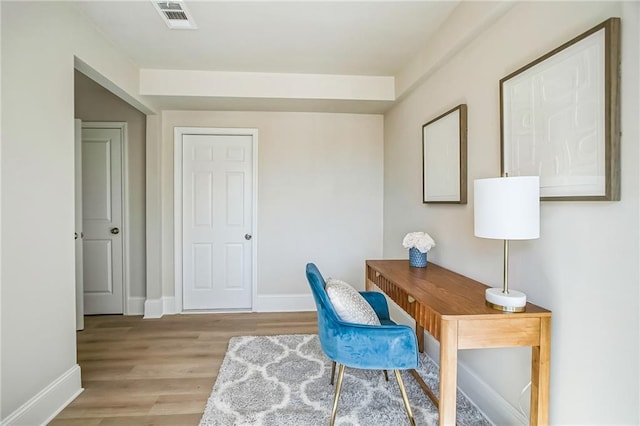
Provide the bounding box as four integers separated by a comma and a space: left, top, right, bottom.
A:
74, 68, 147, 317
174, 127, 258, 312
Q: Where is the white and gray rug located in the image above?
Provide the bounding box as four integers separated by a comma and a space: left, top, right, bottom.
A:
199, 334, 490, 426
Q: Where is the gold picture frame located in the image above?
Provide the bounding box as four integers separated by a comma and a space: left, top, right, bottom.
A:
422, 104, 468, 204
500, 17, 621, 201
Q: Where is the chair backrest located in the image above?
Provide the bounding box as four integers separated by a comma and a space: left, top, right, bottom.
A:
306, 263, 418, 371
305, 263, 339, 321
305, 263, 342, 359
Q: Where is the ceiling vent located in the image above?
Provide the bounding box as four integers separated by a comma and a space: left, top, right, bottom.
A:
152, 1, 197, 30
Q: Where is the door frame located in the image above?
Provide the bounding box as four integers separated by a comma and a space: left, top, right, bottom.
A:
74, 119, 84, 330
81, 121, 131, 314
174, 127, 258, 313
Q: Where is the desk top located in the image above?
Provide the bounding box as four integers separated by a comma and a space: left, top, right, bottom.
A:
366, 259, 551, 319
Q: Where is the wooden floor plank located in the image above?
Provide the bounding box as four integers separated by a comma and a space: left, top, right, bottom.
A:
51, 312, 317, 425
98, 413, 203, 426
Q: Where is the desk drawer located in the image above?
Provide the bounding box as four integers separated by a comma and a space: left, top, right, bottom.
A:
457, 317, 541, 349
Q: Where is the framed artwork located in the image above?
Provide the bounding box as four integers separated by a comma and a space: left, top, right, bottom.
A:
500, 17, 621, 201
422, 104, 467, 204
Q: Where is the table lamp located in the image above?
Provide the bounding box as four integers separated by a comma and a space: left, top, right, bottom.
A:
474, 176, 540, 312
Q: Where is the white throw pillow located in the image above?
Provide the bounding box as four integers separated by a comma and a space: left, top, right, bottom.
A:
325, 278, 381, 325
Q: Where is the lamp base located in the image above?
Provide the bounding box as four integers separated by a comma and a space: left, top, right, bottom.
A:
485, 288, 526, 313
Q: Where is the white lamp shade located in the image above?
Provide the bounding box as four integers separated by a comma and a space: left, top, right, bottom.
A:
474, 176, 540, 240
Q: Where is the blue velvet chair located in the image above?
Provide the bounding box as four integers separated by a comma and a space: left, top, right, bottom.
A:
305, 263, 419, 426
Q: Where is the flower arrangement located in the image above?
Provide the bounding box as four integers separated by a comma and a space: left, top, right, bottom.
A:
402, 232, 436, 253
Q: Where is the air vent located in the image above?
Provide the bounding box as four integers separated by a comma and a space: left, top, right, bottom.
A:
152, 0, 197, 30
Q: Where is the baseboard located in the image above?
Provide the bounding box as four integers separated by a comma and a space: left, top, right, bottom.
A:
254, 293, 315, 312
127, 296, 145, 315
147, 294, 312, 315
162, 296, 176, 315
387, 301, 526, 426
2, 364, 83, 426
143, 296, 176, 318
143, 297, 163, 318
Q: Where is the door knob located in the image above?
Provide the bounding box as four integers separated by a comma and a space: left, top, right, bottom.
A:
244, 234, 252, 240
111, 227, 120, 235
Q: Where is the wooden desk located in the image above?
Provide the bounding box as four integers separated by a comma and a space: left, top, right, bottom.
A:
366, 260, 551, 426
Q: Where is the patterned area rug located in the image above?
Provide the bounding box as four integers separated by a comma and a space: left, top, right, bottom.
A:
199, 334, 490, 426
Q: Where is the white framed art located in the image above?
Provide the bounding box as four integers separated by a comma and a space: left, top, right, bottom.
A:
422, 104, 467, 204
500, 18, 621, 201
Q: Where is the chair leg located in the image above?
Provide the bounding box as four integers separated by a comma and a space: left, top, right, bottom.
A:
394, 370, 416, 426
330, 361, 336, 385
330, 364, 346, 426
383, 369, 389, 381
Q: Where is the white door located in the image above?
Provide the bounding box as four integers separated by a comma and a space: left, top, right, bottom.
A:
74, 119, 84, 330
182, 134, 253, 310
82, 125, 124, 314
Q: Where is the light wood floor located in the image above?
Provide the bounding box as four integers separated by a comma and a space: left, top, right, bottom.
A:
50, 312, 318, 426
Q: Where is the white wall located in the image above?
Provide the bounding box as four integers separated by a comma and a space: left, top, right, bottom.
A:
384, 1, 639, 424
2, 1, 637, 424
145, 114, 163, 312
0, 1, 3, 416
74, 70, 147, 309
1, 2, 154, 423
157, 111, 383, 311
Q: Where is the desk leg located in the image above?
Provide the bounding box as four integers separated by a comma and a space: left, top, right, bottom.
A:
416, 324, 425, 353
530, 317, 551, 425
439, 320, 458, 426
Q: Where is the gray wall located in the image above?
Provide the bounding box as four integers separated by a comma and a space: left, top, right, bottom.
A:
1, 3, 152, 420
153, 110, 384, 312
383, 2, 639, 424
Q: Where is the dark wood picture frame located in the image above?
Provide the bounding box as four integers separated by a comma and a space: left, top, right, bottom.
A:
500, 17, 621, 201
422, 104, 468, 204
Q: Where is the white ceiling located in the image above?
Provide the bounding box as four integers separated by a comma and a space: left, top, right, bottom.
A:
73, 1, 461, 111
